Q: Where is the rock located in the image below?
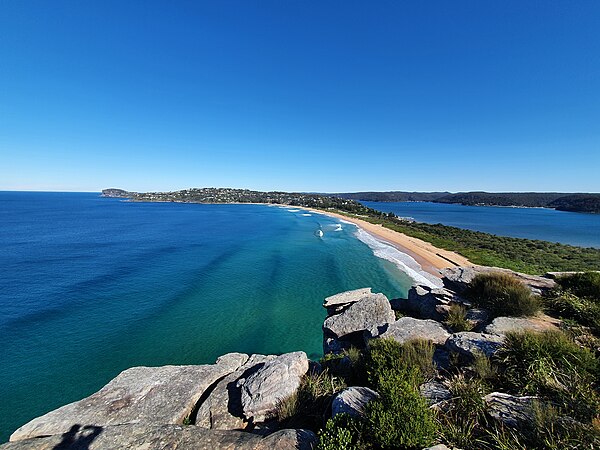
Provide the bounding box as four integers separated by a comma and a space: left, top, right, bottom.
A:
256, 428, 317, 450
465, 308, 490, 330
195, 354, 276, 430
323, 336, 350, 355
331, 387, 379, 419
399, 285, 469, 321
323, 288, 373, 310
441, 266, 556, 295
484, 392, 537, 428
1, 424, 314, 450
323, 293, 395, 341
10, 353, 249, 442
419, 382, 452, 407
484, 316, 557, 336
372, 317, 450, 345
446, 332, 504, 358
422, 445, 453, 450
240, 352, 309, 422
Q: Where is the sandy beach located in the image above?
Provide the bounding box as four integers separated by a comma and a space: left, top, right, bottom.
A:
299, 207, 472, 278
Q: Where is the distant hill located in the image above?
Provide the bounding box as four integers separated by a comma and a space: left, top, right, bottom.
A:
331, 191, 600, 213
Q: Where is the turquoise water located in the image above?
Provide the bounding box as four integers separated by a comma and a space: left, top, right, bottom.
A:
362, 201, 600, 248
0, 192, 412, 442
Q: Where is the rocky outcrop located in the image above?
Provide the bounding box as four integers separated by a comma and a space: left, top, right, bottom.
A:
419, 382, 452, 407
484, 316, 557, 336
441, 266, 556, 295
10, 353, 249, 442
195, 354, 277, 430
323, 288, 373, 311
393, 285, 468, 321
445, 332, 504, 358
331, 387, 379, 419
1, 424, 316, 450
372, 317, 450, 346
240, 352, 309, 422
484, 392, 537, 428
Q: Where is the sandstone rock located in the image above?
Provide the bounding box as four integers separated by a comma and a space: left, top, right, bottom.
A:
372, 317, 450, 345
323, 293, 394, 340
10, 353, 249, 442
256, 428, 317, 450
465, 308, 490, 330
323, 288, 373, 309
419, 382, 452, 407
401, 285, 469, 321
422, 445, 453, 450
240, 352, 309, 422
484, 316, 557, 336
195, 354, 276, 430
331, 387, 379, 419
441, 266, 556, 295
1, 424, 315, 450
446, 332, 504, 358
323, 336, 350, 354
484, 392, 537, 428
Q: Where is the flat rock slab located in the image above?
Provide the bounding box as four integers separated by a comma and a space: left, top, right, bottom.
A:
323, 288, 372, 308
323, 294, 394, 339
484, 392, 538, 428
446, 332, 504, 358
484, 316, 557, 336
240, 352, 309, 422
10, 353, 249, 442
196, 354, 276, 430
1, 424, 316, 450
374, 317, 450, 345
331, 387, 379, 419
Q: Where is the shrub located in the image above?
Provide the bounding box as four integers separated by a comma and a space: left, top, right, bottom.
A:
364, 368, 437, 449
557, 272, 600, 300
317, 413, 365, 450
471, 351, 495, 381
445, 303, 474, 332
468, 272, 541, 317
400, 338, 436, 380
543, 292, 600, 333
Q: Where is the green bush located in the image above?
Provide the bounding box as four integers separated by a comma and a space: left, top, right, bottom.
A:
400, 338, 436, 380
445, 304, 474, 332
497, 330, 600, 422
317, 413, 365, 450
543, 292, 600, 334
364, 369, 437, 449
557, 272, 600, 300
468, 272, 541, 317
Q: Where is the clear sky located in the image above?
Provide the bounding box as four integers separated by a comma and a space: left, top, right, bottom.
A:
1, 1, 599, 193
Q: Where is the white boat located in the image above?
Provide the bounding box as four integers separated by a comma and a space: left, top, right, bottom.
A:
316, 229, 324, 237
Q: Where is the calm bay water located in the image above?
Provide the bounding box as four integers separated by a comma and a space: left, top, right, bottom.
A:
362, 201, 600, 248
0, 192, 412, 442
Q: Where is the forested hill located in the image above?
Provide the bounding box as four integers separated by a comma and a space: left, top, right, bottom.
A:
332, 191, 600, 213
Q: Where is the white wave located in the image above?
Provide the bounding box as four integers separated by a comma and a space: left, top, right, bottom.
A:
334, 224, 343, 232
287, 209, 300, 212
301, 213, 312, 216
354, 228, 442, 288
339, 219, 354, 225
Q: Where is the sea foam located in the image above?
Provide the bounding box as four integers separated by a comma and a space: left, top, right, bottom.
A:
353, 227, 442, 288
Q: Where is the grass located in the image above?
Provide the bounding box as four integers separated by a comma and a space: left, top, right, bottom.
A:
445, 303, 474, 332
468, 272, 541, 317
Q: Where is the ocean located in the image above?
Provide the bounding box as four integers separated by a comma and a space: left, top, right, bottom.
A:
0, 192, 413, 442
361, 201, 600, 248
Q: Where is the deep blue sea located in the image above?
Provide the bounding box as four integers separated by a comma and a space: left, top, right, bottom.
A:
361, 201, 600, 248
0, 192, 413, 442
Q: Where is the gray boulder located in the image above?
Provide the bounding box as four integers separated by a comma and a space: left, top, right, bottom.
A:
195, 354, 276, 430
323, 293, 395, 340
419, 382, 452, 407
323, 288, 373, 310
1, 424, 315, 450
484, 316, 556, 336
331, 387, 379, 419
446, 332, 504, 358
465, 308, 490, 330
10, 353, 249, 442
396, 285, 469, 321
484, 392, 538, 428
240, 352, 309, 422
372, 317, 450, 345
441, 266, 556, 295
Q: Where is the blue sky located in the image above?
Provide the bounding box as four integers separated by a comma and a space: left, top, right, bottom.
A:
1, 1, 599, 193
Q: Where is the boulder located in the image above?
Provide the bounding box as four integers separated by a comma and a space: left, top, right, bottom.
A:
323, 294, 395, 341
323, 337, 351, 355
446, 332, 504, 359
397, 285, 469, 321
372, 317, 450, 346
195, 354, 276, 430
10, 353, 249, 442
240, 352, 309, 422
464, 308, 490, 330
1, 424, 315, 450
484, 392, 538, 428
331, 387, 379, 419
484, 316, 557, 336
441, 266, 556, 295
422, 445, 453, 450
419, 382, 452, 407
323, 288, 373, 310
